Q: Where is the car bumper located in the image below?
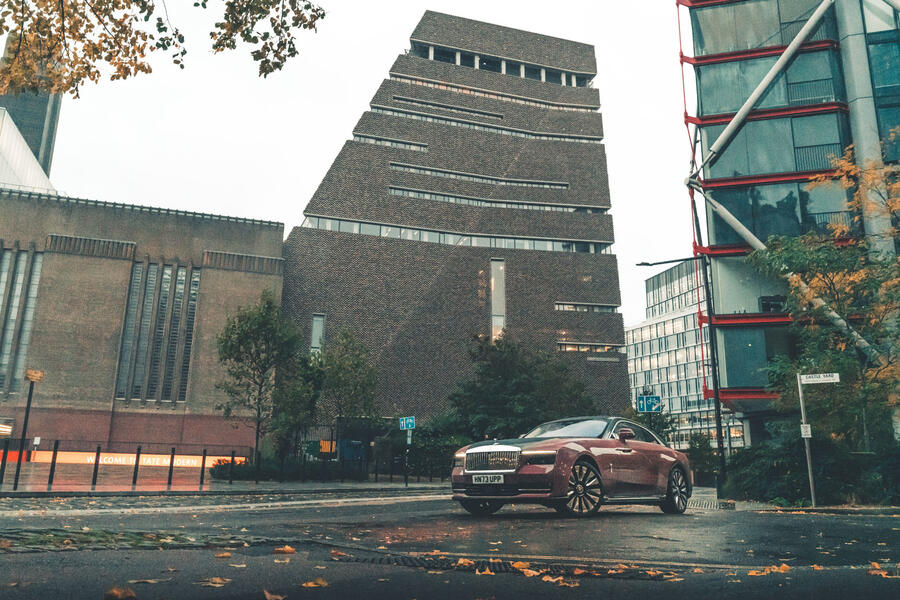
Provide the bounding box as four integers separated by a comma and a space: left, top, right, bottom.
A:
450, 465, 564, 502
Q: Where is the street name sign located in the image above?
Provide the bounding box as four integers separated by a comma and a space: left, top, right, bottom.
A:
799, 373, 839, 384
399, 416, 416, 430
637, 395, 662, 413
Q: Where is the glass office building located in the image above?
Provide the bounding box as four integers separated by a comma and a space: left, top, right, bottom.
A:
626, 260, 746, 451
679, 0, 898, 441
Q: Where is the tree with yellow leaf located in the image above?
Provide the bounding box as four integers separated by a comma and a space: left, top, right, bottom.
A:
0, 0, 326, 96
749, 131, 900, 453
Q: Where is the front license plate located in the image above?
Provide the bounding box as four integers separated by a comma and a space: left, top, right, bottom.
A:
472, 474, 504, 484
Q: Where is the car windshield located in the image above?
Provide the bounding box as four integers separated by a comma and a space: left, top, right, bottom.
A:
522, 419, 609, 439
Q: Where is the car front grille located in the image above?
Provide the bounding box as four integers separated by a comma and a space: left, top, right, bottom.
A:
465, 450, 520, 472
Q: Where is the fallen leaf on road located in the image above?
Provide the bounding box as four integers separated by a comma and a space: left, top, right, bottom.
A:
196, 577, 231, 588
728, 579, 741, 583
475, 567, 494, 575
488, 548, 499, 552
812, 565, 823, 571
541, 575, 563, 584
521, 569, 543, 577
667, 578, 685, 582
82, 527, 91, 532
455, 558, 475, 568
314, 566, 327, 570
376, 545, 388, 550
127, 578, 172, 584
488, 558, 501, 563
427, 570, 442, 574
692, 568, 704, 573
215, 552, 232, 558
377, 578, 389, 582
748, 570, 768, 576
0, 540, 12, 549
511, 561, 531, 570
273, 546, 295, 554
263, 591, 285, 600
301, 578, 328, 588
229, 564, 246, 569
274, 558, 290, 564
104, 587, 137, 600
329, 550, 349, 559
488, 541, 502, 545
557, 579, 579, 588
240, 528, 248, 532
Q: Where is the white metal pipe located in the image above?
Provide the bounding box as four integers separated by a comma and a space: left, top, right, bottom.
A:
695, 0, 836, 176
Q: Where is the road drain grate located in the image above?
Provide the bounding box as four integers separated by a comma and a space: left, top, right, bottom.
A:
335, 555, 682, 580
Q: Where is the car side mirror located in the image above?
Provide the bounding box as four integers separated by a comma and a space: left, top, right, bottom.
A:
618, 428, 635, 441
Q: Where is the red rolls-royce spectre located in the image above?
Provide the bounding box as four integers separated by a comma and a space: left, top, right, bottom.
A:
451, 416, 692, 517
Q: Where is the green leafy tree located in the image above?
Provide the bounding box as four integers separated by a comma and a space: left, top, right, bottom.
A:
319, 329, 378, 453
449, 334, 593, 440
621, 405, 678, 444
686, 432, 717, 484
748, 141, 900, 452
216, 290, 303, 462
271, 352, 323, 458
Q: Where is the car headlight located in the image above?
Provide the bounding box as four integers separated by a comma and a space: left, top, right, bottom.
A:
453, 454, 465, 468
523, 450, 557, 465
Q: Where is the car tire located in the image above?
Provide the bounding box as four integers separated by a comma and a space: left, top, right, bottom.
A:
458, 500, 504, 516
660, 467, 689, 514
563, 460, 603, 517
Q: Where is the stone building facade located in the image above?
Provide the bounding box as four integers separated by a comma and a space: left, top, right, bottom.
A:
283, 11, 629, 419
0, 190, 284, 453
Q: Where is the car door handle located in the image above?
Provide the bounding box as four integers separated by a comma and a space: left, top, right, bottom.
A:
615, 448, 633, 453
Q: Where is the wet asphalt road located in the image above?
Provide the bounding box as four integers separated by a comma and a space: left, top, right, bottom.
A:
1, 494, 899, 599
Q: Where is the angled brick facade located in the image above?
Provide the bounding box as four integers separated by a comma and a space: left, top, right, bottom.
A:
284, 12, 629, 422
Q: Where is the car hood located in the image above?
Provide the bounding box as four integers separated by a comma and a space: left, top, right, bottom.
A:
460, 438, 570, 452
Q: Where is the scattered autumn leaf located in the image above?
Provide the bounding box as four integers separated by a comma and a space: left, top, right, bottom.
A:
196, 577, 231, 588
263, 591, 286, 600
127, 578, 172, 584
104, 587, 137, 600
455, 558, 475, 568
692, 568, 704, 573
215, 552, 232, 558
329, 550, 349, 559
475, 567, 494, 575
377, 578, 389, 582
0, 540, 12, 549
274, 558, 290, 564
521, 569, 543, 577
273, 546, 295, 555
748, 570, 768, 577
812, 565, 824, 571
488, 541, 502, 545
229, 564, 246, 568
511, 561, 531, 570
301, 578, 328, 588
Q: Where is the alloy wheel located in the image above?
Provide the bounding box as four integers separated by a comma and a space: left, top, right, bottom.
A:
661, 467, 689, 514
564, 462, 603, 516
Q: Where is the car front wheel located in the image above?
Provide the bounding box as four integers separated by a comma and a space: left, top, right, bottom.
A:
563, 461, 603, 517
660, 467, 689, 514
458, 500, 504, 516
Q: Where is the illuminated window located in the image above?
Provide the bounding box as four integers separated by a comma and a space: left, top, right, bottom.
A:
490, 259, 506, 341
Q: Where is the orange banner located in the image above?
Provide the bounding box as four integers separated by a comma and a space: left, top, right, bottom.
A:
29, 451, 247, 468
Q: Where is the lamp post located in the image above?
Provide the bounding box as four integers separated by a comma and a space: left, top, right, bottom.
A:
637, 255, 727, 482
13, 368, 43, 491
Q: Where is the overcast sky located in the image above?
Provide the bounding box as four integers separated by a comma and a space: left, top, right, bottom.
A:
48, 1, 696, 327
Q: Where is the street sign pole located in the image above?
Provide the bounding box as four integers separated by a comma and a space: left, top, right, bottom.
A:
796, 373, 817, 508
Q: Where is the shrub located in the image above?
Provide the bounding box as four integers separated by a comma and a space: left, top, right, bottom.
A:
208, 456, 368, 482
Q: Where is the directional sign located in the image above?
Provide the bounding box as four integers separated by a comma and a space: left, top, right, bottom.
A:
637, 396, 662, 413
800, 373, 840, 384
800, 424, 812, 439
399, 416, 416, 430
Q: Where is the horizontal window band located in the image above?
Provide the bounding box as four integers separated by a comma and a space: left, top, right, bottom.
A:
392, 95, 503, 119
390, 162, 568, 189
301, 215, 612, 255
390, 74, 600, 113
46, 234, 136, 260
557, 342, 625, 353
371, 105, 603, 144
388, 186, 606, 214
554, 302, 618, 313
352, 134, 428, 152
